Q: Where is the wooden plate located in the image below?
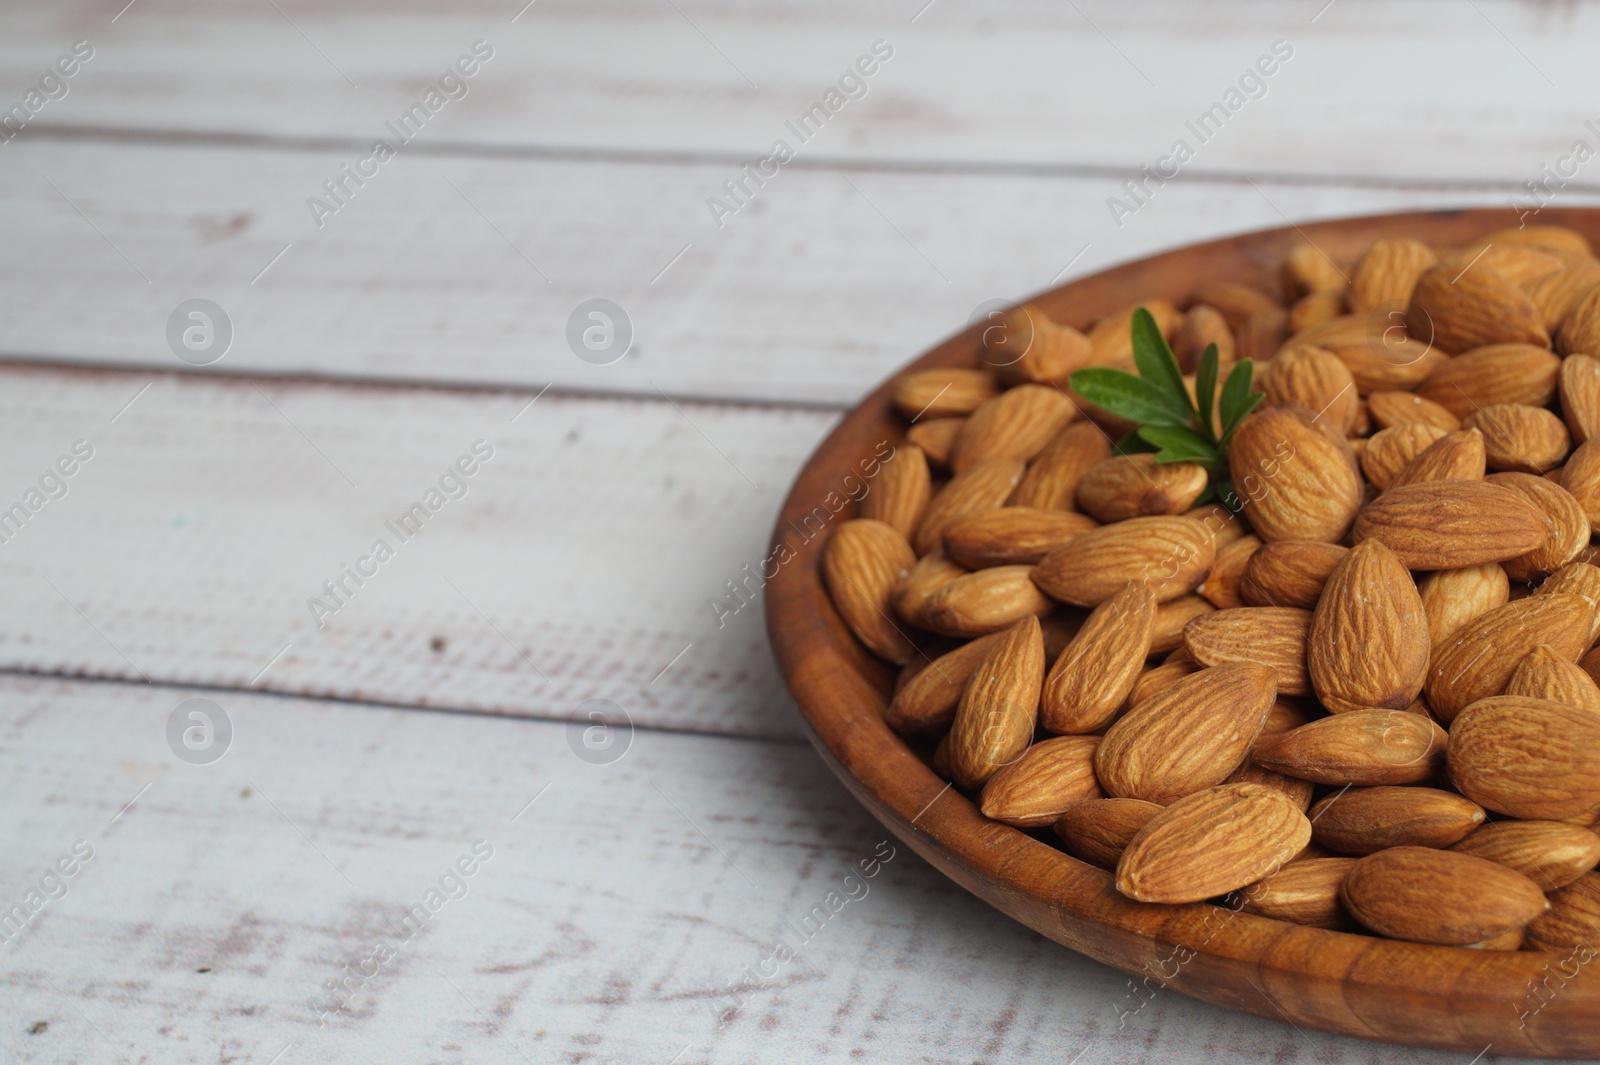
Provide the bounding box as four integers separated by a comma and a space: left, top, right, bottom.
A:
765, 207, 1600, 1058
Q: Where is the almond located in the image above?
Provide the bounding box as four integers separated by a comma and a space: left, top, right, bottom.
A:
1253, 709, 1447, 785
882, 631, 1004, 736
1239, 857, 1358, 928
1173, 303, 1236, 371
1239, 540, 1348, 609
1364, 390, 1461, 432
1524, 872, 1600, 952
1031, 515, 1215, 607
1227, 406, 1362, 543
1447, 694, 1600, 820
1415, 343, 1561, 418
1149, 593, 1215, 655
1226, 759, 1314, 812
1484, 472, 1588, 581
891, 551, 966, 626
1534, 561, 1600, 645
1262, 346, 1359, 434
1559, 283, 1600, 356
982, 305, 1094, 386
978, 735, 1102, 827
1351, 479, 1551, 570
1040, 581, 1156, 734
1184, 607, 1312, 696
1526, 258, 1600, 332
1040, 610, 1087, 660
949, 384, 1077, 474
1197, 534, 1261, 610
913, 456, 1024, 555
1361, 423, 1448, 490
1406, 261, 1549, 353
1308, 786, 1485, 854
1484, 223, 1593, 259
858, 444, 932, 539
1129, 659, 1200, 707
1284, 243, 1349, 297
1557, 438, 1600, 534
893, 368, 999, 421
1456, 243, 1565, 288
1387, 427, 1486, 488
822, 519, 918, 662
942, 507, 1097, 569
947, 615, 1044, 789
905, 416, 963, 468
1281, 312, 1447, 394
1194, 282, 1280, 330
1349, 236, 1438, 313
1559, 353, 1600, 445
1010, 422, 1112, 511
920, 565, 1053, 638
1087, 300, 1181, 366
1288, 291, 1346, 336
1115, 782, 1312, 904
1095, 662, 1277, 804
1462, 403, 1571, 473
1262, 696, 1315, 736
1184, 502, 1250, 550
1418, 563, 1509, 649
1450, 820, 1600, 891
1053, 797, 1164, 870
1341, 846, 1547, 945
1309, 529, 1431, 718
1427, 597, 1590, 721
1074, 454, 1208, 523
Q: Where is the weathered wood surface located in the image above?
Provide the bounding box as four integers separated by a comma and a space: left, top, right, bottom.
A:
0, 675, 1558, 1065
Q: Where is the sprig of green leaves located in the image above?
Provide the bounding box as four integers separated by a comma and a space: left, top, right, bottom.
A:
1069, 307, 1265, 497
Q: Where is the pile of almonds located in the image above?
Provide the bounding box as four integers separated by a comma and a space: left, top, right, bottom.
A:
824, 224, 1600, 950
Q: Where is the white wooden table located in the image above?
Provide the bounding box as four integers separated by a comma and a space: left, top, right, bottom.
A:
2, 2, 1597, 1061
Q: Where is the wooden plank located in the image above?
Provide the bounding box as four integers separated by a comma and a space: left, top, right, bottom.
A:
5, 0, 1600, 186
0, 673, 1494, 1065
0, 364, 831, 738
6, 138, 1594, 405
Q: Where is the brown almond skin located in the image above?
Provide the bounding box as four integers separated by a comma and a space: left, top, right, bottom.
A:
913, 457, 1025, 556
1129, 659, 1199, 707
1308, 540, 1428, 714
950, 384, 1078, 474
983, 305, 1093, 386
1040, 611, 1087, 660
1031, 516, 1215, 607
1075, 454, 1208, 523
1284, 312, 1446, 393
1506, 643, 1600, 714
1087, 300, 1181, 366
1309, 786, 1485, 855
1342, 846, 1548, 945
892, 368, 999, 421
978, 735, 1102, 827
1463, 403, 1571, 474
1560, 283, 1600, 356
1534, 561, 1600, 645
1173, 303, 1236, 370
1115, 782, 1312, 904
1284, 243, 1348, 297
1350, 236, 1438, 313
1195, 281, 1281, 329
1197, 534, 1261, 610
947, 616, 1043, 789
1263, 346, 1359, 435
1351, 480, 1551, 570
891, 552, 966, 627
1239, 857, 1359, 928
1095, 662, 1277, 805
905, 417, 963, 468
858, 444, 932, 539
920, 565, 1053, 638
1426, 596, 1590, 721
1365, 390, 1461, 432
1254, 710, 1447, 786
1450, 820, 1600, 891
1040, 581, 1156, 734
1010, 421, 1111, 511
1361, 423, 1449, 490
1406, 262, 1549, 354
1239, 541, 1348, 609
1525, 872, 1600, 952
1227, 406, 1362, 544
1529, 258, 1600, 332
822, 519, 918, 663
1183, 607, 1312, 696
1416, 343, 1561, 418
883, 631, 1004, 736
1448, 695, 1600, 820
1560, 438, 1600, 535
1560, 353, 1600, 445
1418, 563, 1509, 650
942, 507, 1097, 569
1149, 593, 1215, 655
1054, 798, 1164, 870
1287, 292, 1345, 337
1487, 472, 1589, 581
1388, 428, 1486, 488
1226, 759, 1314, 812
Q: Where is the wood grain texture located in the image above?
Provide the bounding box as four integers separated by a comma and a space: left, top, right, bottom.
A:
0, 674, 1552, 1065
767, 208, 1600, 1058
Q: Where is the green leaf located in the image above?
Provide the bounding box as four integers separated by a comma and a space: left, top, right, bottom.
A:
1213, 478, 1243, 513
1112, 430, 1156, 456
1068, 368, 1193, 428
1220, 392, 1265, 447
1130, 308, 1194, 418
1219, 359, 1265, 437
1136, 425, 1221, 467
1195, 343, 1219, 444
